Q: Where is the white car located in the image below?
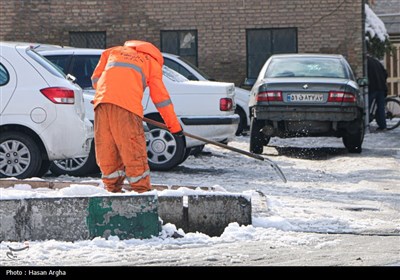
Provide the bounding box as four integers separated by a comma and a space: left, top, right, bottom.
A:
39, 47, 239, 175
0, 42, 93, 179
163, 52, 250, 135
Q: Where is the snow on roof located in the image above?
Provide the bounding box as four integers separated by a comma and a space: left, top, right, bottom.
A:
365, 3, 389, 42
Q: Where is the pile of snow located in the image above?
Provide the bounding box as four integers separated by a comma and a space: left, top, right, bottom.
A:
0, 183, 249, 200
0, 184, 114, 200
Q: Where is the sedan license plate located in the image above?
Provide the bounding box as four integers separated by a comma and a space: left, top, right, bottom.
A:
287, 93, 324, 102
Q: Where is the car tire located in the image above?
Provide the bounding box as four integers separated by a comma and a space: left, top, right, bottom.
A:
190, 144, 205, 156
250, 117, 267, 154
37, 159, 51, 177
0, 131, 42, 179
235, 107, 248, 136
49, 140, 99, 176
146, 126, 186, 171
179, 148, 192, 164
342, 117, 364, 154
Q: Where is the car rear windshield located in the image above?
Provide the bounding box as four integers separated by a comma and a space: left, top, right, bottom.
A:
26, 49, 67, 79
176, 56, 212, 80
265, 57, 348, 79
162, 65, 189, 82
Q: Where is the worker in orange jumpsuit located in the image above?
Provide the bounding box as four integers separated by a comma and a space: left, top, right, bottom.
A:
91, 40, 182, 193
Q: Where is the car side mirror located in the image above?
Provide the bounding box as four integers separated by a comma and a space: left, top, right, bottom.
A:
357, 77, 368, 87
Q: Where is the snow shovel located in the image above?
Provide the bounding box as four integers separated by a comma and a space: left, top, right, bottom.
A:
143, 117, 287, 183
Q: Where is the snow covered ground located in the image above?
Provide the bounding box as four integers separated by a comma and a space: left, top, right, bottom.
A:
1, 122, 399, 267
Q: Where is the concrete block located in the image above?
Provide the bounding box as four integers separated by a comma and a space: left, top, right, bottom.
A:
0, 195, 160, 242
188, 195, 251, 236
158, 196, 186, 229
158, 194, 251, 236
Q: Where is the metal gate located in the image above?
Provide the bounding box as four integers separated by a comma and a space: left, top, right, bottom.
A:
384, 36, 400, 96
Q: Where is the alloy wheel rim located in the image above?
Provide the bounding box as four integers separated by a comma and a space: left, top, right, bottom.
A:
53, 157, 89, 171
146, 128, 177, 164
0, 140, 31, 176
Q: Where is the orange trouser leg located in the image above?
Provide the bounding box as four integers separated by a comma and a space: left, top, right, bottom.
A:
95, 104, 151, 193
113, 107, 151, 193
94, 104, 125, 192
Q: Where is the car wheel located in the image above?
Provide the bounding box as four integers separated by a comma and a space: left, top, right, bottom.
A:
250, 117, 267, 154
190, 144, 205, 156
235, 107, 248, 136
37, 159, 51, 177
342, 118, 364, 154
179, 148, 192, 164
146, 127, 186, 171
0, 132, 42, 179
49, 140, 99, 176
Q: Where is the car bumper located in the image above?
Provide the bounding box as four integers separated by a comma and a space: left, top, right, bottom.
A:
254, 106, 361, 122
44, 117, 94, 160
180, 115, 239, 147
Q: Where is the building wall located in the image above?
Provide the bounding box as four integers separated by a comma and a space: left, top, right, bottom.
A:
0, 0, 364, 86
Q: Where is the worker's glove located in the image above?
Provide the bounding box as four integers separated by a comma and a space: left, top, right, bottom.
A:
173, 130, 184, 138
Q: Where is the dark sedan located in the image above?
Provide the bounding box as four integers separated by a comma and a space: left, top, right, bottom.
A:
249, 53, 365, 154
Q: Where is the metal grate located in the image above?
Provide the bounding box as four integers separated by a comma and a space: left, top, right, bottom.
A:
69, 32, 106, 49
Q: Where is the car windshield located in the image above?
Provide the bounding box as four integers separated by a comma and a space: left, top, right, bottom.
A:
162, 65, 189, 82
265, 57, 347, 79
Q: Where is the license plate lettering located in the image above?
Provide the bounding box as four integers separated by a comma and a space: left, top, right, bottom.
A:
287, 93, 324, 102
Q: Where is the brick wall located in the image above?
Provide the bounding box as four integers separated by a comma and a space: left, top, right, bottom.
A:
0, 0, 364, 86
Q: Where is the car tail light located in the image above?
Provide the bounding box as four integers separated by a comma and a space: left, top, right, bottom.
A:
220, 98, 233, 111
40, 87, 75, 104
257, 91, 283, 102
327, 91, 356, 103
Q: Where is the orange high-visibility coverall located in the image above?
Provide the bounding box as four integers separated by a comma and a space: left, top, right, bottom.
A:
91, 40, 181, 193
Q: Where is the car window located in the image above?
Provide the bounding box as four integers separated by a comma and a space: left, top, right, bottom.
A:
265, 57, 347, 79
162, 66, 189, 82
44, 55, 71, 74
0, 64, 9, 86
342, 59, 356, 81
176, 56, 212, 80
71, 55, 100, 89
164, 58, 197, 80
27, 50, 66, 79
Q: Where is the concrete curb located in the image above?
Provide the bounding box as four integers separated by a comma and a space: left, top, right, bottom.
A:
0, 180, 252, 241
0, 195, 160, 242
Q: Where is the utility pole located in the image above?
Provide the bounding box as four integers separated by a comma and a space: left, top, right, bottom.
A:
363, 0, 371, 132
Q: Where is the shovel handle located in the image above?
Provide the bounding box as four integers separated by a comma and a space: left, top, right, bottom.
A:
143, 117, 287, 183
144, 117, 263, 160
